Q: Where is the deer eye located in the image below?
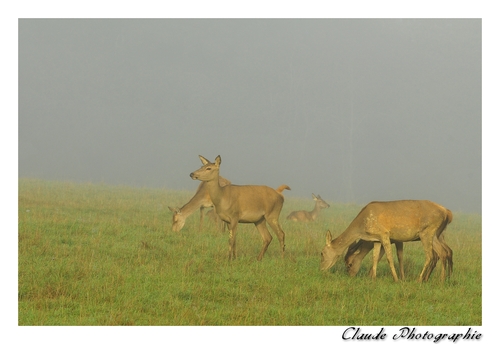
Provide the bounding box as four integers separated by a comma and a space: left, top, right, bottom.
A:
206, 167, 211, 170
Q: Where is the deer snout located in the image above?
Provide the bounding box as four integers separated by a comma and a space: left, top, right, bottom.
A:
189, 171, 200, 180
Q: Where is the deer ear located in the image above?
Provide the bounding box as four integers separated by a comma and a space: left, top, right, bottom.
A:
168, 206, 180, 214
199, 155, 210, 165
326, 230, 333, 245
312, 193, 317, 200
215, 155, 221, 166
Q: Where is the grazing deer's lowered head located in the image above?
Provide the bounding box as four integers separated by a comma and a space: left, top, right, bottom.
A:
168, 206, 185, 232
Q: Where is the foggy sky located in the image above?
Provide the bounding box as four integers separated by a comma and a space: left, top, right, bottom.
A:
18, 19, 481, 212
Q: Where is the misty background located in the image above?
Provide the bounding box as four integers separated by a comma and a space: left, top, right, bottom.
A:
18, 19, 481, 213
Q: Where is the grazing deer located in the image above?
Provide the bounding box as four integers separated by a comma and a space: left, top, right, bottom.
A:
345, 232, 453, 281
286, 194, 330, 222
190, 155, 290, 261
320, 200, 453, 282
168, 176, 231, 232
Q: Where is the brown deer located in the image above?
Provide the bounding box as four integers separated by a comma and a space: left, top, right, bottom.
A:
345, 232, 453, 281
190, 155, 290, 260
320, 200, 453, 282
286, 194, 330, 222
168, 176, 231, 232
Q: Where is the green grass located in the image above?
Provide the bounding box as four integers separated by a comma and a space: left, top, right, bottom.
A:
18, 178, 481, 325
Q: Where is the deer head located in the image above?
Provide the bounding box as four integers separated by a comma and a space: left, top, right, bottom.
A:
190, 155, 221, 182
313, 194, 330, 209
320, 230, 341, 271
168, 206, 185, 232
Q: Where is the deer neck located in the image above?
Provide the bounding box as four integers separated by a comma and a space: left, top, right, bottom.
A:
310, 203, 322, 220
331, 224, 361, 252
179, 184, 210, 215
203, 172, 224, 206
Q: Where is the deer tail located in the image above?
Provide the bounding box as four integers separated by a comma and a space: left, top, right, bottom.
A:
276, 185, 291, 194
446, 208, 453, 224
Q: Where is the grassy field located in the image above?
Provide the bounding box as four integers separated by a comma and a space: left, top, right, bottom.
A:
18, 178, 482, 326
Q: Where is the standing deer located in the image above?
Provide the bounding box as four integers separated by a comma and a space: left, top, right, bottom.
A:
168, 176, 231, 232
320, 200, 453, 282
286, 193, 330, 222
190, 155, 290, 260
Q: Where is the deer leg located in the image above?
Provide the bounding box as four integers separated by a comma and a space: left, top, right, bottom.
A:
435, 237, 446, 282
421, 237, 438, 282
423, 221, 454, 282
228, 221, 238, 260
434, 236, 452, 282
438, 234, 453, 278
370, 242, 382, 279
427, 235, 452, 282
444, 241, 453, 277
255, 219, 272, 261
418, 233, 435, 282
266, 217, 286, 258
395, 241, 404, 280
380, 237, 399, 282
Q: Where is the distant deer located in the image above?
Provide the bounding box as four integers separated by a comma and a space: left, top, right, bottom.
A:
286, 193, 330, 222
168, 176, 230, 232
190, 155, 290, 260
320, 200, 453, 282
